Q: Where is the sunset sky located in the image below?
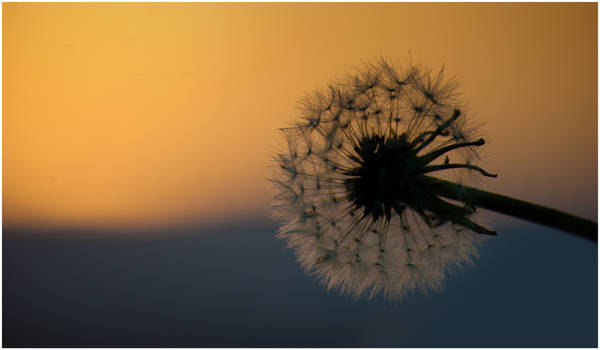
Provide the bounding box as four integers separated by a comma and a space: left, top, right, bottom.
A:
3, 3, 597, 232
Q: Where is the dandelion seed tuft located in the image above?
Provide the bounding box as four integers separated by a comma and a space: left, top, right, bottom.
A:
271, 58, 496, 301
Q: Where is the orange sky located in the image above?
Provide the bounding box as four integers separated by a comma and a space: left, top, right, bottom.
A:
3, 3, 597, 231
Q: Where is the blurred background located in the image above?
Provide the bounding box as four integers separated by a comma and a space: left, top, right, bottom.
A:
3, 3, 597, 347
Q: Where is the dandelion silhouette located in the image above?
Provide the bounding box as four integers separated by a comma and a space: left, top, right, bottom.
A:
271, 59, 597, 301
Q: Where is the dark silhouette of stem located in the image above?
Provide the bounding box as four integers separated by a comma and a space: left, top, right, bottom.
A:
423, 176, 598, 242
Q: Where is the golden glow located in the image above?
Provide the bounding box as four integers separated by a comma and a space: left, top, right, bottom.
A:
3, 3, 596, 230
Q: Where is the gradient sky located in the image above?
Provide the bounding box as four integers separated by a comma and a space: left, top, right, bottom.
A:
3, 3, 597, 231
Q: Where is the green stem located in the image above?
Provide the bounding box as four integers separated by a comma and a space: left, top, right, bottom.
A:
423, 176, 598, 242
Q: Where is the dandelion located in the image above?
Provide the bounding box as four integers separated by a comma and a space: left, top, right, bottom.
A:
271, 58, 596, 301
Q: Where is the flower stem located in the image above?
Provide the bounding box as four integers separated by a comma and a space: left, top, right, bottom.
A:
424, 176, 598, 242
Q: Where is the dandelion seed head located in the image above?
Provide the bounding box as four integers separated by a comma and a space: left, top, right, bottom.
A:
271, 58, 494, 301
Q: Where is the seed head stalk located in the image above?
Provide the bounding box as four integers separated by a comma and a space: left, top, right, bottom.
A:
424, 176, 597, 241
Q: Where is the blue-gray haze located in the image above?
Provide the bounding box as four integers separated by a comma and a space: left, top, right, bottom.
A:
3, 215, 597, 347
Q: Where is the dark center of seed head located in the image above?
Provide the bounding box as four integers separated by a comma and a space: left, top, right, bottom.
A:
344, 134, 420, 222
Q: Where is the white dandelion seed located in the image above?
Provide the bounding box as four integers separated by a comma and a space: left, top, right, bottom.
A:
271, 58, 597, 302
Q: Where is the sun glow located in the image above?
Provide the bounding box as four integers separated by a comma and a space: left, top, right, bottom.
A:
3, 3, 596, 231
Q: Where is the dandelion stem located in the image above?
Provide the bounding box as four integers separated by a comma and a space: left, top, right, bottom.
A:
423, 176, 598, 242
